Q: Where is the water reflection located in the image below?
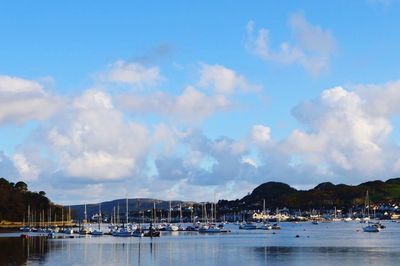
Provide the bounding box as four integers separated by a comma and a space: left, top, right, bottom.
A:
0, 222, 400, 265
0, 236, 50, 265
253, 246, 400, 265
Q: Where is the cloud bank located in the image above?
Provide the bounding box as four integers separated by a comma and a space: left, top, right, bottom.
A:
1, 60, 400, 204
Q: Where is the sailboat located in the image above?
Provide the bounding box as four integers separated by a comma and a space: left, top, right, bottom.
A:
271, 208, 281, 230
165, 201, 178, 231
79, 204, 92, 235
144, 201, 160, 237
362, 190, 380, 233
64, 206, 74, 234
92, 203, 103, 236
332, 206, 341, 222
20, 205, 31, 232
261, 199, 272, 230
113, 198, 132, 237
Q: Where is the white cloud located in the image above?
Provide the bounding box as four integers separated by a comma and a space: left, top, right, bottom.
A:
118, 86, 231, 123
290, 86, 392, 173
0, 151, 19, 179
159, 130, 257, 186
117, 63, 261, 123
355, 81, 400, 117
100, 60, 162, 87
12, 153, 41, 181
289, 13, 336, 56
251, 124, 271, 146
198, 64, 261, 94
43, 90, 151, 181
251, 84, 400, 185
0, 75, 61, 124
245, 13, 336, 76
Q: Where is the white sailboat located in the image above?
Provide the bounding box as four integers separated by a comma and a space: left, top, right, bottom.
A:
113, 198, 132, 237
166, 201, 179, 231
362, 190, 379, 233
92, 203, 103, 236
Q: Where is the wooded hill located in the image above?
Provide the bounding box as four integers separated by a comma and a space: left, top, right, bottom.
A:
0, 178, 63, 222
218, 178, 400, 211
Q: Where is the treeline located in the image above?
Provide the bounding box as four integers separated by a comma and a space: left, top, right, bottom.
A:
218, 178, 400, 212
0, 177, 63, 222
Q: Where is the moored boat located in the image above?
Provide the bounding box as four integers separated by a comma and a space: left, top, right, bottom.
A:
240, 222, 258, 230
112, 227, 132, 237
271, 223, 281, 230
165, 224, 179, 231
91, 229, 104, 236
261, 223, 272, 230
132, 228, 144, 237
363, 224, 380, 232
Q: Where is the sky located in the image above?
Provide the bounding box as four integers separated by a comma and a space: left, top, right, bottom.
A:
1, 0, 400, 204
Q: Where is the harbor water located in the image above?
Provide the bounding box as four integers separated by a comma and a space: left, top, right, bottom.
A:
1, 221, 399, 265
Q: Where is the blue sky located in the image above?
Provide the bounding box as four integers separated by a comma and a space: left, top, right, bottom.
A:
1, 0, 400, 204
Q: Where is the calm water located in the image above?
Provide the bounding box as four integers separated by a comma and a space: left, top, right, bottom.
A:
1, 222, 400, 265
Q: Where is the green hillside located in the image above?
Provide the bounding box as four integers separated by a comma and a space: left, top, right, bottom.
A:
219, 178, 400, 211
0, 178, 63, 222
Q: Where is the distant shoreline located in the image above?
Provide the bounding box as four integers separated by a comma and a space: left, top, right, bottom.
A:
0, 220, 75, 229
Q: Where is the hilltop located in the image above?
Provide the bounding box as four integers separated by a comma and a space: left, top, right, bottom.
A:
0, 178, 63, 223
218, 178, 400, 211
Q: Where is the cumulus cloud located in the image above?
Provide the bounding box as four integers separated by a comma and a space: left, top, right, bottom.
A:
289, 86, 392, 170
355, 80, 400, 117
42, 90, 151, 181
100, 60, 162, 87
252, 84, 400, 186
251, 124, 271, 147
198, 64, 261, 94
12, 153, 41, 181
245, 13, 336, 76
0, 75, 61, 124
7, 56, 400, 203
117, 63, 261, 123
153, 130, 257, 187
118, 86, 231, 123
0, 151, 19, 179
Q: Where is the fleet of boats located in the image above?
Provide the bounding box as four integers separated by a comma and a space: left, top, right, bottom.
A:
19, 191, 393, 238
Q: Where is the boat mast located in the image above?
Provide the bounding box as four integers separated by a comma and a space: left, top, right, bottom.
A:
215, 203, 217, 222
113, 206, 115, 225
263, 199, 266, 223
68, 206, 71, 225
153, 201, 157, 225
98, 203, 101, 230
84, 204, 87, 224
179, 204, 183, 224
276, 208, 280, 224
126, 197, 128, 224
201, 202, 205, 223
168, 201, 171, 223
204, 203, 208, 223
210, 203, 214, 223
366, 190, 370, 218
117, 204, 120, 225
28, 205, 30, 228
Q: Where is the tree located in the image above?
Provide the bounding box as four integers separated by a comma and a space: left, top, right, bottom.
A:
14, 181, 28, 192
39, 191, 46, 196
